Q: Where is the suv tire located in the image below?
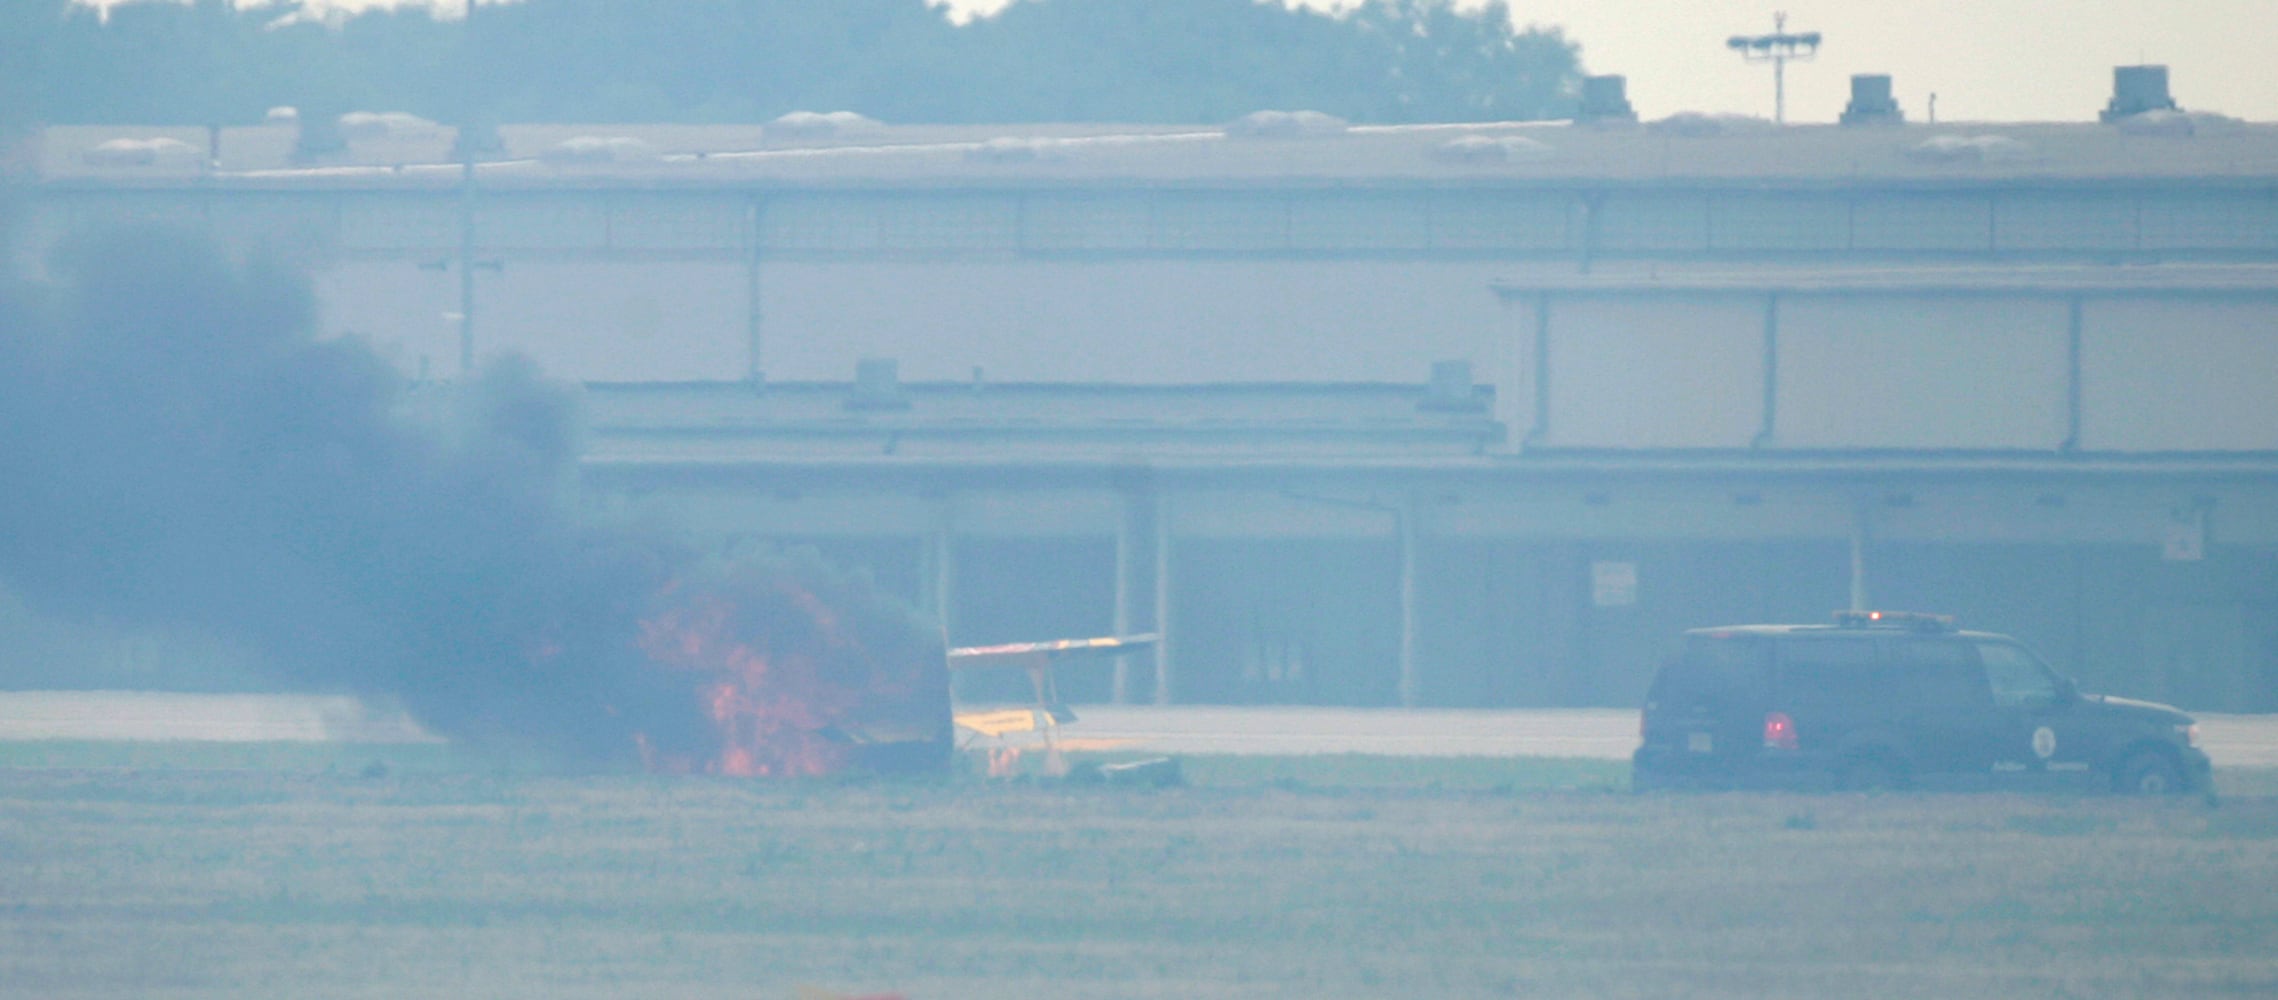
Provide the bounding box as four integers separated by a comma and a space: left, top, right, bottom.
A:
2115, 750, 2185, 796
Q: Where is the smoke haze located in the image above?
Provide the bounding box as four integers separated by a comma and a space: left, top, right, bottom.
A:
0, 225, 852, 763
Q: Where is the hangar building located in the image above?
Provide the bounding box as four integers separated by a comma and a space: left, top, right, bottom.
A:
12, 72, 2278, 711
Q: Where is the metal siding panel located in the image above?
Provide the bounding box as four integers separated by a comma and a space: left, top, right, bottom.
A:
1708, 194, 1849, 251
1022, 193, 1151, 251
474, 194, 609, 251
2079, 299, 2278, 451
1994, 192, 2137, 252
204, 193, 338, 255
1773, 295, 2069, 449
1151, 194, 1288, 251
1541, 297, 1765, 448
608, 194, 750, 251
1593, 194, 1709, 253
1428, 194, 1573, 251
1851, 194, 1989, 252
311, 259, 461, 379
477, 259, 749, 381
760, 258, 1511, 383
763, 195, 882, 252
54, 190, 207, 235
877, 195, 1019, 251
340, 194, 457, 252
2139, 193, 2278, 252
1288, 195, 1429, 251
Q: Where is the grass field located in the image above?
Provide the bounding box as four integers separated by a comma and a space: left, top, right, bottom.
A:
4, 747, 2277, 999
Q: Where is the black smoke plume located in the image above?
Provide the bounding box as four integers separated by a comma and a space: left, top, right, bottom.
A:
0, 225, 929, 765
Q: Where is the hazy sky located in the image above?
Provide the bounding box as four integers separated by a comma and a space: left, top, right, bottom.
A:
134, 0, 2278, 123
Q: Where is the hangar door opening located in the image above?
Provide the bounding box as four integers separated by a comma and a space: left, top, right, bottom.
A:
1176, 539, 1402, 706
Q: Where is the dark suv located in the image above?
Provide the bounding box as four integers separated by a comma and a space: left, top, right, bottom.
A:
1633, 612, 2212, 794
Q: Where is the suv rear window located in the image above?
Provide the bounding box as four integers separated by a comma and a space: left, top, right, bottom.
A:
1656, 636, 1770, 707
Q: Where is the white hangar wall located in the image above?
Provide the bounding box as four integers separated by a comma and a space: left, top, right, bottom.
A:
2083, 299, 2278, 452
1498, 287, 2278, 455
1521, 296, 1765, 449
1774, 296, 2070, 450
22, 184, 2278, 458
316, 255, 1524, 386
757, 258, 1517, 385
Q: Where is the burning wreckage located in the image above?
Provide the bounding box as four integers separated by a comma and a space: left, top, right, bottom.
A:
0, 226, 1156, 782
632, 562, 1158, 779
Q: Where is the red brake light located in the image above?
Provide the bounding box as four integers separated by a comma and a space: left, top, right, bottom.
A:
1763, 711, 1798, 751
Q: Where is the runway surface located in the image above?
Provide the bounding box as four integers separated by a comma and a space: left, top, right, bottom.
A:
2, 692, 2275, 767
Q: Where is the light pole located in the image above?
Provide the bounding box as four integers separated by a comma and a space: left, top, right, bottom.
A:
1726, 12, 1821, 125
450, 0, 502, 376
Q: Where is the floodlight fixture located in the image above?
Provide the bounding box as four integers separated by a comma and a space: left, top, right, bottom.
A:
1726, 11, 1821, 124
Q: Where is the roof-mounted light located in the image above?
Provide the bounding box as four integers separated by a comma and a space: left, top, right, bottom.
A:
1833, 610, 1956, 632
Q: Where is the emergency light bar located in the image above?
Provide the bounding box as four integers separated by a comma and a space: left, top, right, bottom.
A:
1832, 610, 1956, 632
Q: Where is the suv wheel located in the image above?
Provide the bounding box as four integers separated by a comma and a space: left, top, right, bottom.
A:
2115, 750, 2185, 796
1838, 755, 1907, 793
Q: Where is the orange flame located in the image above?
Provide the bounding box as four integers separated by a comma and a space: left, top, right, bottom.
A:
632, 581, 906, 777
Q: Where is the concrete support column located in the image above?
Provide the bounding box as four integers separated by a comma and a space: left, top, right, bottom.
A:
1152, 494, 1174, 705
1848, 497, 1872, 613
1397, 500, 1420, 708
1112, 493, 1139, 704
922, 500, 955, 633
744, 199, 766, 383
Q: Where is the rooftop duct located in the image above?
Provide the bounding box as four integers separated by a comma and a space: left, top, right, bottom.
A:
1575, 75, 1638, 124
1839, 74, 1904, 126
1419, 360, 1486, 413
847, 358, 909, 412
2102, 65, 2179, 122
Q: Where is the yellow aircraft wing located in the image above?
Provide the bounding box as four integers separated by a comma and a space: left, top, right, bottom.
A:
946, 633, 1160, 668
946, 634, 1158, 776
952, 707, 1049, 737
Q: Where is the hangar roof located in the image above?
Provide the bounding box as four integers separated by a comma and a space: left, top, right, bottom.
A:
1490, 261, 2278, 298
30, 114, 2278, 191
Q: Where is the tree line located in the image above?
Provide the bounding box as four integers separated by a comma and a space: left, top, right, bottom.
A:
12, 0, 1582, 128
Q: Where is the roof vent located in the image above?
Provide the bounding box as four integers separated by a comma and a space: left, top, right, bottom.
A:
1432, 134, 1554, 164
263, 106, 299, 125
2102, 65, 2179, 122
1574, 75, 1638, 124
542, 135, 659, 164
1905, 134, 2034, 165
1419, 360, 1487, 413
847, 358, 910, 412
1225, 110, 1348, 138
1839, 74, 1904, 126
81, 137, 202, 168
768, 111, 882, 140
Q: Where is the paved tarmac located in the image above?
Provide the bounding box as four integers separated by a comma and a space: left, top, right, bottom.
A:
0, 692, 2273, 767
